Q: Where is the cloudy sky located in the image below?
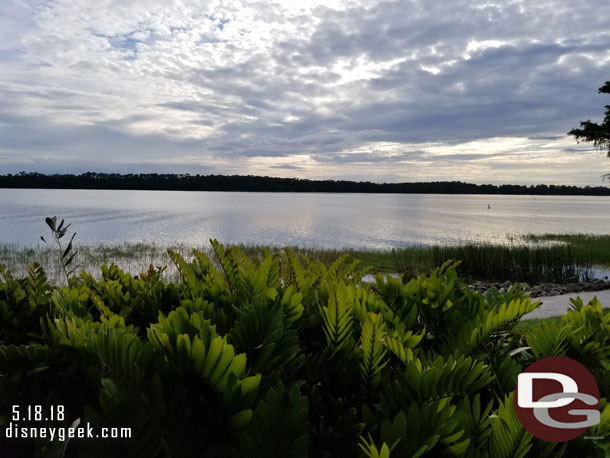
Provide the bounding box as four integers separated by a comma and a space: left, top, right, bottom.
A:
1, 0, 609, 184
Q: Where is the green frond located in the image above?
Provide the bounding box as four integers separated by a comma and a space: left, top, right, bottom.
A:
525, 320, 569, 357
147, 306, 260, 422
50, 317, 151, 387
280, 248, 313, 295
25, 262, 52, 307
167, 249, 200, 298
374, 275, 418, 328
460, 298, 540, 353
489, 393, 532, 458
359, 312, 388, 388
250, 255, 280, 300
383, 321, 425, 366
493, 353, 523, 395
239, 381, 309, 458
210, 239, 247, 295
560, 296, 610, 367
455, 394, 493, 457
281, 284, 304, 327
319, 282, 354, 351
383, 334, 416, 366
359, 434, 394, 458
309, 396, 364, 458
383, 354, 494, 404
0, 343, 49, 378
228, 300, 301, 374
379, 399, 468, 458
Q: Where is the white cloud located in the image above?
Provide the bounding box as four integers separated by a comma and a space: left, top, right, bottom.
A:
0, 0, 609, 184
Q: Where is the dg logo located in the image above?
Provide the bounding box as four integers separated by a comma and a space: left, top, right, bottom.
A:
514, 356, 601, 442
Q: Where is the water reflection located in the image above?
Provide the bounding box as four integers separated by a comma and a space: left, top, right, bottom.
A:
1, 189, 610, 248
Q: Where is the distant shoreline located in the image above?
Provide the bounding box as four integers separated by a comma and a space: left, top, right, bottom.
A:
1, 172, 610, 196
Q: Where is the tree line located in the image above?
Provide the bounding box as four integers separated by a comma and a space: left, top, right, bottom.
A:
1, 172, 610, 195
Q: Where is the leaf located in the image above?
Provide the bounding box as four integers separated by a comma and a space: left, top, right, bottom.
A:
63, 232, 77, 258
45, 216, 56, 231
320, 282, 354, 351
359, 312, 388, 389
489, 394, 532, 458
239, 381, 309, 458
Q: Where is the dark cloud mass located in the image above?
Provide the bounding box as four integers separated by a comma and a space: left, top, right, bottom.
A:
0, 0, 609, 184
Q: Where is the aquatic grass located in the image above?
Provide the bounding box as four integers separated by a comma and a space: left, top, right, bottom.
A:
0, 242, 199, 284
525, 233, 610, 267
0, 235, 598, 285
430, 242, 593, 283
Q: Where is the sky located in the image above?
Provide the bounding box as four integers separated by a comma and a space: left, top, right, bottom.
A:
1, 0, 610, 185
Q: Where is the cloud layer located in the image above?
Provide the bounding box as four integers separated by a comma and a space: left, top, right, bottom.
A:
1, 0, 610, 184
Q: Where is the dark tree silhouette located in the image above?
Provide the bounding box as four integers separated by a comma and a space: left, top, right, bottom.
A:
569, 81, 610, 155
1, 172, 610, 195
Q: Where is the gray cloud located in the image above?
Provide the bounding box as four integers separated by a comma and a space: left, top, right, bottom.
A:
1, 0, 610, 184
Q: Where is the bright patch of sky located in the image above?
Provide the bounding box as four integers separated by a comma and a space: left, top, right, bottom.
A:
0, 0, 609, 184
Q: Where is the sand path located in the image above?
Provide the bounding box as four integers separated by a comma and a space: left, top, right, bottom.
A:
523, 289, 610, 320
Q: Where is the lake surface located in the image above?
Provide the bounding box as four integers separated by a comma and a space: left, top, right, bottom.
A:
1, 189, 609, 249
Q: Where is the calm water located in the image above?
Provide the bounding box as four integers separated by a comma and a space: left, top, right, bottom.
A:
1, 189, 609, 249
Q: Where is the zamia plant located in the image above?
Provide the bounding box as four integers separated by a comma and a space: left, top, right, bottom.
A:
1, 239, 609, 457
387, 355, 495, 404
524, 296, 610, 372
381, 321, 425, 367
489, 394, 532, 458
525, 320, 569, 358
0, 262, 52, 345
319, 281, 354, 352
359, 312, 388, 390
455, 298, 540, 355
239, 381, 309, 458
455, 394, 494, 458
147, 307, 260, 428
228, 299, 302, 377
377, 398, 470, 457
359, 435, 394, 458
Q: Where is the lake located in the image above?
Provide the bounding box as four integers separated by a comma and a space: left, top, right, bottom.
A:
1, 189, 610, 249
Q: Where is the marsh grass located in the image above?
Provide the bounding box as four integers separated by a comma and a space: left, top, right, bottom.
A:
0, 234, 600, 285
526, 234, 610, 267
0, 242, 201, 284
430, 243, 593, 283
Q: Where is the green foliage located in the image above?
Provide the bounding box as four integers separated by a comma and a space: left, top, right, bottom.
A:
378, 399, 469, 457
239, 381, 309, 458
147, 306, 261, 416
359, 313, 388, 390
456, 394, 493, 458
383, 355, 494, 404
525, 320, 569, 357
0, 262, 52, 345
359, 436, 394, 458
1, 240, 609, 457
523, 297, 610, 366
228, 299, 302, 377
489, 394, 532, 458
319, 282, 355, 352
